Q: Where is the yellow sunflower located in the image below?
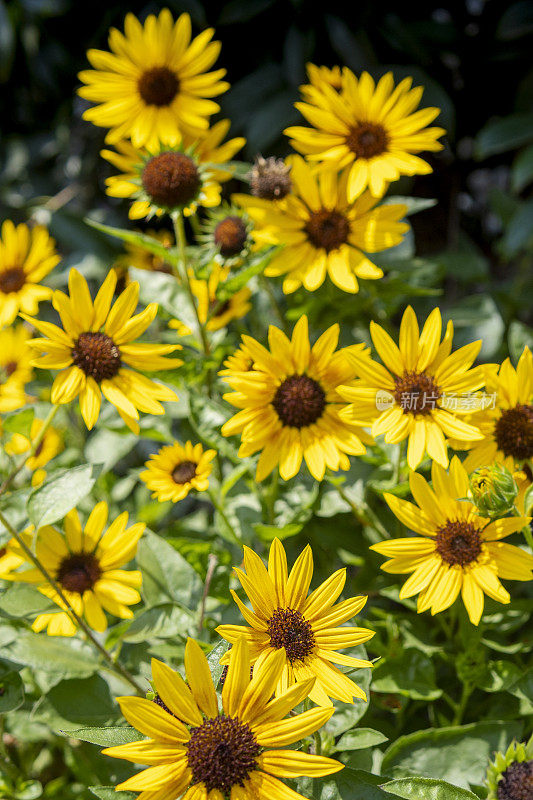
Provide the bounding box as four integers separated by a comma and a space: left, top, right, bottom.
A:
0, 531, 31, 579
104, 636, 342, 800
303, 64, 344, 97
460, 347, 533, 476
140, 440, 216, 503
236, 156, 408, 294
338, 306, 485, 470
5, 503, 144, 636
371, 457, 533, 625
6, 418, 63, 471
286, 69, 445, 199
217, 539, 374, 707
0, 323, 33, 412
78, 9, 229, 148
0, 221, 60, 328
22, 268, 181, 434
220, 315, 372, 481
102, 120, 244, 220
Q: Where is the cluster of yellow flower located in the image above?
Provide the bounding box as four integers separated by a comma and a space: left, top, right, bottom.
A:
0, 9, 532, 800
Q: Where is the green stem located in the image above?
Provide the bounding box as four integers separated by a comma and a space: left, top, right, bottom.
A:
265, 469, 279, 524
172, 214, 212, 358
336, 484, 389, 539
207, 487, 239, 544
0, 405, 59, 498
0, 508, 144, 696
452, 681, 473, 726
0, 716, 19, 784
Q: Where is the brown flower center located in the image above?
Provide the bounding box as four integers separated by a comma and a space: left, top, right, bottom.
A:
187, 715, 260, 793
0, 267, 26, 294
346, 122, 389, 159
214, 216, 248, 257
142, 153, 201, 208
72, 332, 121, 382
497, 760, 533, 800
394, 371, 441, 415
172, 460, 197, 484
267, 607, 316, 664
272, 374, 326, 428
138, 66, 179, 107
435, 520, 482, 567
250, 156, 292, 200
305, 209, 350, 252
56, 552, 102, 594
495, 404, 533, 461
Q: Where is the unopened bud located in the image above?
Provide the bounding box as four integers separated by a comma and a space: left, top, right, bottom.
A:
249, 156, 292, 200
470, 464, 518, 517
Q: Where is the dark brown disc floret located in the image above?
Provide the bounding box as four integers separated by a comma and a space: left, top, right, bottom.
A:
494, 404, 533, 461
138, 67, 179, 107
346, 122, 389, 159
497, 760, 533, 800
56, 552, 102, 594
305, 209, 350, 252
267, 607, 316, 663
71, 332, 121, 382
250, 156, 292, 200
0, 267, 26, 294
272, 374, 326, 428
142, 153, 201, 208
172, 460, 197, 484
394, 371, 441, 415
435, 520, 483, 567
187, 715, 260, 793
214, 216, 248, 257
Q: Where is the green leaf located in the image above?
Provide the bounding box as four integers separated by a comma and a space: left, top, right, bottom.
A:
47, 675, 118, 726
320, 768, 392, 800
508, 321, 533, 362
336, 728, 389, 751
371, 649, 442, 701
0, 0, 15, 83
27, 464, 102, 527
500, 198, 533, 256
0, 663, 24, 713
68, 727, 139, 747
85, 220, 176, 262
511, 142, 533, 192
381, 720, 523, 788
1, 407, 35, 438
382, 777, 480, 800
121, 602, 194, 643
89, 787, 136, 800
384, 196, 437, 217
5, 632, 99, 679
129, 267, 197, 331
253, 522, 303, 541
207, 638, 230, 687
0, 583, 54, 618
445, 295, 504, 359
136, 529, 202, 607
475, 113, 533, 159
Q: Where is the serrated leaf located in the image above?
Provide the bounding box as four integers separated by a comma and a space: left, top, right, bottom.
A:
68, 727, 139, 747
5, 631, 99, 679
90, 788, 136, 800
27, 464, 102, 527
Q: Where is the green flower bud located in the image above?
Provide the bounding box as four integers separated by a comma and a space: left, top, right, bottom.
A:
470, 464, 518, 517
486, 735, 533, 800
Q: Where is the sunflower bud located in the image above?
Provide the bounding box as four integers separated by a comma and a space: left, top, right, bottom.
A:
470, 464, 518, 517
249, 156, 292, 200
486, 735, 533, 800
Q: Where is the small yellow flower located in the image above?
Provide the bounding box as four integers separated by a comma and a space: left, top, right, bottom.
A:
236, 155, 408, 294
217, 539, 374, 706
286, 69, 445, 199
102, 120, 244, 220
0, 221, 59, 328
22, 268, 181, 433
6, 418, 63, 471
104, 637, 342, 799
140, 440, 216, 502
78, 9, 229, 147
371, 457, 533, 625
302, 63, 344, 96
338, 306, 485, 470
220, 315, 372, 481
0, 324, 33, 413
220, 341, 255, 374
5, 503, 144, 636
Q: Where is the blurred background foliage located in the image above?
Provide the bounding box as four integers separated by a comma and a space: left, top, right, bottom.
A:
1, 0, 533, 363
